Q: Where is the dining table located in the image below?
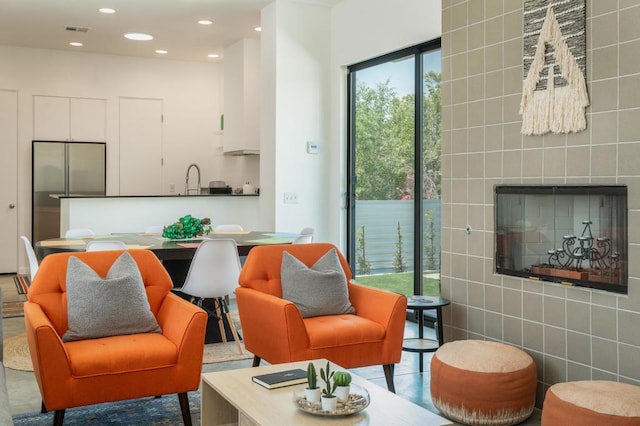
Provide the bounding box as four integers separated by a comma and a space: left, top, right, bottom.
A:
35, 230, 300, 260
36, 230, 301, 283
35, 230, 301, 344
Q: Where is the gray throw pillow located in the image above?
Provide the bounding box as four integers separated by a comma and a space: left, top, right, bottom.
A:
281, 249, 355, 318
63, 252, 162, 342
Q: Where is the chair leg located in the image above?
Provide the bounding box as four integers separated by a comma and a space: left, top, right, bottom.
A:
53, 409, 65, 426
224, 311, 243, 354
214, 299, 228, 343
218, 297, 243, 354
41, 401, 47, 413
383, 364, 396, 393
252, 355, 261, 367
178, 392, 192, 426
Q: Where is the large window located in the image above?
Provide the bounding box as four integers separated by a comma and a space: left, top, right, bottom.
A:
346, 40, 441, 297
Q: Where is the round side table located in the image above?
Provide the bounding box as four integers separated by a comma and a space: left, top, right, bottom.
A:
403, 295, 450, 373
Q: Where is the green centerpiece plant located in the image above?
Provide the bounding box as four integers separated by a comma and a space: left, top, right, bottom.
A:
162, 215, 212, 239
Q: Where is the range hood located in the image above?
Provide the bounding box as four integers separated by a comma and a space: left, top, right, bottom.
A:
223, 149, 260, 156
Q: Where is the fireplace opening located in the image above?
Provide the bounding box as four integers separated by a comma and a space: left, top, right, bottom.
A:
495, 185, 627, 294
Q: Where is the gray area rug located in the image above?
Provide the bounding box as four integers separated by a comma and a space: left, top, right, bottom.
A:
12, 392, 201, 425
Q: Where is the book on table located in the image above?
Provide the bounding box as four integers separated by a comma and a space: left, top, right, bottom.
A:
251, 368, 308, 389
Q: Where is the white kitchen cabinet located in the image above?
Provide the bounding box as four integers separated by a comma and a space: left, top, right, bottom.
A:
34, 96, 106, 141
223, 38, 260, 155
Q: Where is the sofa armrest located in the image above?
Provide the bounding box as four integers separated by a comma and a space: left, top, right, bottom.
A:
24, 302, 72, 404
236, 287, 309, 363
156, 293, 207, 362
348, 282, 407, 331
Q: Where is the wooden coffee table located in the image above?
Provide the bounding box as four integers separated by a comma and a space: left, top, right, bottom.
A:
201, 359, 452, 425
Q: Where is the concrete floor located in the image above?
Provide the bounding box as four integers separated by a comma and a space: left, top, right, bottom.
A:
2, 275, 541, 424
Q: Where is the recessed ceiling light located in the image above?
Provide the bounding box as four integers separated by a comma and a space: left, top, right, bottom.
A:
254, 26, 262, 32
198, 19, 213, 25
69, 42, 83, 47
155, 49, 168, 54
124, 32, 153, 41
98, 8, 115, 14
207, 53, 220, 58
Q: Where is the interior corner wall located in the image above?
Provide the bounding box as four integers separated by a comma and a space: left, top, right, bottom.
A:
265, 0, 333, 238
441, 0, 640, 405
259, 2, 277, 232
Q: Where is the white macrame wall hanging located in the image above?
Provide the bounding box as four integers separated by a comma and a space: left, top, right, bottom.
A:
520, 0, 589, 135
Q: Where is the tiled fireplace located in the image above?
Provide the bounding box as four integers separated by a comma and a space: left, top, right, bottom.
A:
495, 185, 628, 294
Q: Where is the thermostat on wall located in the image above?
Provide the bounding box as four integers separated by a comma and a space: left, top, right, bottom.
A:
307, 141, 320, 154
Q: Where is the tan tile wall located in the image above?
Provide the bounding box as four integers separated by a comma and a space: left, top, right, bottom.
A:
441, 0, 640, 405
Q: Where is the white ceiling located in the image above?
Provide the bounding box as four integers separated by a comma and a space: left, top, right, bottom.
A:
0, 0, 277, 62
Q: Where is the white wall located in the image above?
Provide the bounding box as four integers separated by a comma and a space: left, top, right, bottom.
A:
0, 45, 262, 264
331, 0, 442, 67
261, 1, 333, 238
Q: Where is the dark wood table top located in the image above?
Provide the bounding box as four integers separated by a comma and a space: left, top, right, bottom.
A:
35, 231, 300, 261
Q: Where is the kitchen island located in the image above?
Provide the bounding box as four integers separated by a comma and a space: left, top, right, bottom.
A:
59, 194, 261, 237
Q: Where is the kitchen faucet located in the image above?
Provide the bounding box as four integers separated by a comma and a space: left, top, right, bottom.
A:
185, 163, 201, 195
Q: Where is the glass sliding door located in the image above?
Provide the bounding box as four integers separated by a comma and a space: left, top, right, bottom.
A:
347, 40, 441, 297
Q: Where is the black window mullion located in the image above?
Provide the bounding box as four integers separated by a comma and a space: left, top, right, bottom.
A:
413, 52, 424, 296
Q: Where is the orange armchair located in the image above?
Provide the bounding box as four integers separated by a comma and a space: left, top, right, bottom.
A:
236, 243, 407, 392
24, 250, 207, 426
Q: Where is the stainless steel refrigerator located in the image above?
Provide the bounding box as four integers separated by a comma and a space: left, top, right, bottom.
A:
32, 141, 106, 243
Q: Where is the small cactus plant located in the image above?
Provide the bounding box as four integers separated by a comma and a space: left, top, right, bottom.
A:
306, 362, 318, 389
320, 361, 337, 397
333, 371, 352, 387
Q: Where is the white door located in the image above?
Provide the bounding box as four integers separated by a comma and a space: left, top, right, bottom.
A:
0, 90, 19, 273
119, 98, 163, 195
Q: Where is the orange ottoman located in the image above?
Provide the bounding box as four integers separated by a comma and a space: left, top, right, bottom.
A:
430, 340, 537, 425
542, 381, 640, 425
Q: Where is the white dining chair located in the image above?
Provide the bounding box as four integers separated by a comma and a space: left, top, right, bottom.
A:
20, 236, 39, 281
144, 225, 164, 234
293, 234, 313, 244
300, 227, 314, 236
294, 227, 314, 243
64, 228, 95, 239
214, 224, 244, 232
173, 239, 243, 354
85, 240, 128, 252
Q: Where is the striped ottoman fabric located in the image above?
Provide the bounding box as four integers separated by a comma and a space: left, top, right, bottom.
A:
430, 340, 537, 425
542, 381, 640, 425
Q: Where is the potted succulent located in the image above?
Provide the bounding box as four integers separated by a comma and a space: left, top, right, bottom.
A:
320, 361, 338, 411
305, 362, 321, 403
333, 371, 352, 402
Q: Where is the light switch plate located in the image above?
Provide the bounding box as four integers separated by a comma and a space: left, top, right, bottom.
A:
284, 192, 298, 204
307, 141, 319, 154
